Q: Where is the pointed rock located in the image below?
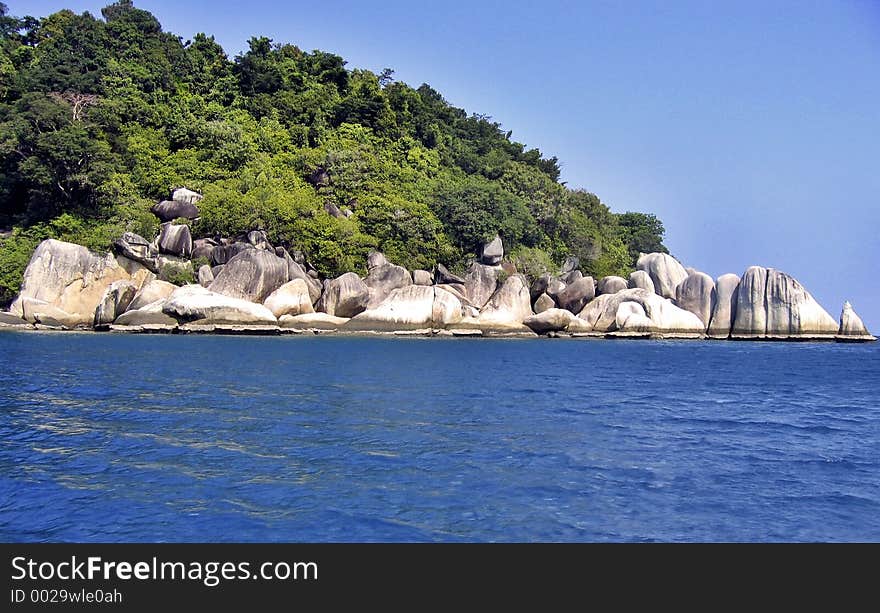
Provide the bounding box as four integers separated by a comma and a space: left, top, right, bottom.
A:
837, 302, 875, 341
597, 276, 628, 296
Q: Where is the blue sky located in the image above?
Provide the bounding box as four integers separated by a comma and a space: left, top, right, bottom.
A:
11, 0, 880, 329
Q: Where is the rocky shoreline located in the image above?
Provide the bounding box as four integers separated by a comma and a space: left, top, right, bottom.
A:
0, 188, 874, 342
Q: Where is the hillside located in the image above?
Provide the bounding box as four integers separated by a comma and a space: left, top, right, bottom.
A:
0, 0, 667, 305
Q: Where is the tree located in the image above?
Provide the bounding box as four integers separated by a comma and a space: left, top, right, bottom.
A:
617, 211, 668, 263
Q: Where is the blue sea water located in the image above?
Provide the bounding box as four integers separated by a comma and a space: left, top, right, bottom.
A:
0, 331, 877, 542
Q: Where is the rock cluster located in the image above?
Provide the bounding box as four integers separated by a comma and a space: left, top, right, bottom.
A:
0, 206, 873, 341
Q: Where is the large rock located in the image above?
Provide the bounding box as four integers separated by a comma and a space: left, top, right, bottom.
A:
128, 279, 176, 311
197, 264, 214, 287
163, 285, 276, 324
346, 285, 462, 330
0, 311, 31, 328
94, 280, 137, 326
556, 276, 595, 313
18, 298, 78, 327
434, 264, 465, 285
208, 249, 288, 303
316, 272, 370, 318
191, 238, 217, 262
210, 242, 253, 266
628, 270, 655, 293
112, 232, 157, 269
597, 276, 628, 296
366, 251, 388, 270
246, 230, 271, 251
615, 301, 655, 333
674, 271, 716, 328
158, 223, 192, 258
577, 288, 705, 335
530, 274, 566, 303
263, 279, 315, 318
707, 273, 740, 339
479, 275, 532, 328
278, 248, 322, 304
732, 266, 838, 338
113, 299, 178, 327
412, 270, 433, 286
523, 308, 576, 334
9, 239, 151, 327
636, 252, 688, 299
172, 187, 203, 206
465, 262, 500, 309
559, 269, 582, 285
150, 199, 199, 223
481, 235, 503, 265
364, 254, 412, 308
838, 302, 874, 340
533, 293, 555, 314
279, 312, 348, 331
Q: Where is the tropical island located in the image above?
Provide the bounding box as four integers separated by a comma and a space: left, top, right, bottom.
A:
0, 2, 873, 341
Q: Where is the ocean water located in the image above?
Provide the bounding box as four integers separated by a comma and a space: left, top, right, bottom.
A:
0, 331, 877, 542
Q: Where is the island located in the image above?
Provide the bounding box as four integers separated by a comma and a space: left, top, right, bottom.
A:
0, 187, 873, 342
0, 3, 872, 342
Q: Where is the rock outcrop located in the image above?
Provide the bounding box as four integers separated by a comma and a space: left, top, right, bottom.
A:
112, 298, 179, 328
279, 249, 322, 304
163, 285, 276, 324
150, 199, 200, 223
481, 235, 503, 265
478, 275, 532, 330
210, 242, 252, 266
316, 272, 370, 318
628, 270, 655, 293
128, 279, 176, 311
636, 252, 688, 299
837, 302, 874, 340
465, 263, 500, 308
94, 280, 138, 326
707, 273, 740, 339
578, 288, 705, 335
412, 270, 433, 286
263, 279, 315, 318
9, 239, 151, 327
533, 293, 555, 314
112, 232, 157, 270
0, 312, 31, 328
364, 253, 412, 308
597, 276, 628, 296
674, 271, 716, 328
208, 249, 288, 303
731, 266, 838, 338
279, 312, 349, 331
191, 238, 217, 261
434, 264, 465, 285
346, 285, 462, 330
556, 276, 595, 314
198, 264, 214, 287
157, 223, 192, 258
523, 308, 576, 334
615, 301, 655, 333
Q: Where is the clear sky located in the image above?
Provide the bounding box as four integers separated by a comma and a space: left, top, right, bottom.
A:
11, 0, 880, 329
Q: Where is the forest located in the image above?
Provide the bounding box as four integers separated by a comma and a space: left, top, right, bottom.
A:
0, 0, 667, 304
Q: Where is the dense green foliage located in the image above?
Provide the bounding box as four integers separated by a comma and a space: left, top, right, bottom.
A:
0, 1, 667, 304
